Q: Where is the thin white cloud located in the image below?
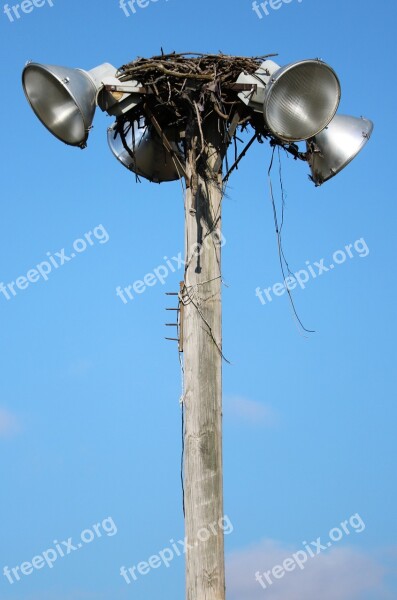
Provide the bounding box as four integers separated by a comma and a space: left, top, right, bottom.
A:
226, 539, 393, 600
224, 395, 276, 426
0, 407, 21, 438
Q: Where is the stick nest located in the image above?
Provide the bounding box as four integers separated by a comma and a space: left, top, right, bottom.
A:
116, 51, 277, 130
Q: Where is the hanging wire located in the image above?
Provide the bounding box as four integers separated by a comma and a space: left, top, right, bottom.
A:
268, 147, 315, 334
178, 347, 185, 517
277, 146, 295, 280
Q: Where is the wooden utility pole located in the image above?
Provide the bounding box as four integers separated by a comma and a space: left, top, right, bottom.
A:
182, 115, 225, 600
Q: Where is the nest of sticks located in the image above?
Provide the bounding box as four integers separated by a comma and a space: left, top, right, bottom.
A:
117, 52, 276, 129
113, 52, 305, 182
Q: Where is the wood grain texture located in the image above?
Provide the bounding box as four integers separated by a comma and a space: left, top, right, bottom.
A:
182, 116, 225, 600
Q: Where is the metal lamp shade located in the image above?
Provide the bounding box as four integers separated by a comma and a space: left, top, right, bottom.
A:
107, 121, 183, 183
307, 115, 374, 186
263, 59, 341, 142
22, 63, 98, 147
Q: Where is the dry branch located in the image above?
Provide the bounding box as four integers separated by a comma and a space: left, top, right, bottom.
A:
113, 51, 305, 182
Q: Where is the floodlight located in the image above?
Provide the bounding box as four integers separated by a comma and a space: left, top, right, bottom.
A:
237, 59, 341, 142
107, 120, 183, 183
307, 115, 374, 186
263, 59, 341, 142
22, 62, 142, 148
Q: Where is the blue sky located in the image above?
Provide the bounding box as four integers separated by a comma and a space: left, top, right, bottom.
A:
0, 0, 396, 598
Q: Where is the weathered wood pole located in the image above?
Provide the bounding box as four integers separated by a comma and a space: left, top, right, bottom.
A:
182, 114, 225, 600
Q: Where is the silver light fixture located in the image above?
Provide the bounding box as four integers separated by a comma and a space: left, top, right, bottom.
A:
237, 59, 341, 142
307, 115, 374, 186
22, 62, 142, 148
263, 59, 341, 142
107, 120, 184, 183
